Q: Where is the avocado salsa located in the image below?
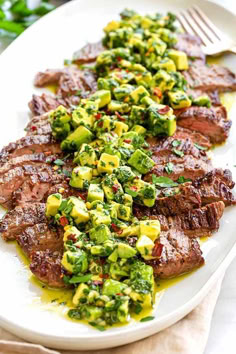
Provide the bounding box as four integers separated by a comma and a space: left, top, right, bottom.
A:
45, 9, 209, 330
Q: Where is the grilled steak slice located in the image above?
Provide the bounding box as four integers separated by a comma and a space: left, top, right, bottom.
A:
175, 34, 205, 62
0, 135, 60, 165
193, 168, 236, 206
29, 93, 62, 116
183, 63, 236, 92
0, 153, 57, 176
26, 119, 52, 136
34, 69, 64, 87
176, 105, 231, 144
159, 201, 225, 237
173, 127, 211, 149
30, 250, 64, 288
145, 155, 211, 182
133, 184, 201, 217
17, 223, 63, 257
146, 229, 204, 278
0, 203, 46, 241
73, 41, 104, 64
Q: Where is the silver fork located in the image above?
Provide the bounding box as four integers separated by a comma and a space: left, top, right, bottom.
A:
177, 5, 236, 56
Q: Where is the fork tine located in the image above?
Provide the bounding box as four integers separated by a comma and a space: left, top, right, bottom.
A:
188, 7, 220, 43
177, 13, 196, 37
193, 5, 225, 41
180, 10, 212, 46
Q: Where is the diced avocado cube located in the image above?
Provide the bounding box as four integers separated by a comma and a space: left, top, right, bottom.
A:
114, 166, 136, 183
108, 249, 118, 263
193, 95, 211, 108
63, 226, 81, 242
90, 90, 111, 108
97, 153, 120, 174
82, 99, 99, 115
134, 71, 153, 88
90, 245, 105, 256
119, 224, 140, 237
72, 107, 93, 128
148, 35, 167, 55
72, 283, 89, 305
84, 306, 103, 321
156, 28, 177, 46
117, 299, 129, 323
168, 90, 191, 109
94, 116, 115, 135
102, 279, 127, 296
110, 263, 130, 279
104, 20, 120, 33
131, 125, 146, 135
140, 95, 155, 107
117, 204, 132, 221
119, 131, 139, 144
74, 144, 97, 168
117, 243, 136, 258
113, 121, 129, 137
128, 149, 155, 174
130, 105, 146, 124
168, 49, 188, 70
107, 100, 130, 113
142, 184, 157, 207
89, 209, 111, 227
102, 174, 123, 200
147, 103, 176, 136
70, 166, 93, 189
89, 224, 111, 244
50, 105, 71, 140
61, 125, 93, 151
123, 193, 133, 207
97, 77, 119, 91
46, 193, 62, 217
130, 85, 150, 104
61, 250, 88, 273
130, 261, 154, 303
107, 202, 118, 218
140, 220, 160, 241
88, 184, 104, 202
153, 70, 175, 92
136, 235, 154, 259
68, 196, 90, 224
141, 16, 155, 29
109, 69, 134, 84
113, 84, 134, 101
152, 57, 176, 72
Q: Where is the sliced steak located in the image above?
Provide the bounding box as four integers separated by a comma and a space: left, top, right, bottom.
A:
175, 34, 205, 62
17, 223, 63, 257
28, 94, 62, 116
147, 229, 204, 278
193, 168, 236, 206
133, 184, 201, 217
173, 127, 211, 149
0, 153, 57, 176
73, 41, 104, 64
0, 135, 61, 165
159, 201, 225, 237
176, 105, 231, 144
187, 88, 221, 106
0, 202, 46, 241
34, 69, 64, 87
26, 119, 52, 136
145, 154, 212, 182
30, 250, 65, 288
183, 63, 236, 92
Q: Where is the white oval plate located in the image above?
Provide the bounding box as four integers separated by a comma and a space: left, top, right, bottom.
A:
0, 0, 236, 350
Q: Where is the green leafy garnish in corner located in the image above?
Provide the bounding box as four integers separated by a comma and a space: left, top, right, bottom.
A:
0, 0, 55, 36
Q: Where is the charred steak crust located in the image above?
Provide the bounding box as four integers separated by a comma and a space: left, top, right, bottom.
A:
0, 203, 46, 241
30, 250, 65, 288
72, 41, 104, 64
146, 229, 204, 278
175, 105, 231, 144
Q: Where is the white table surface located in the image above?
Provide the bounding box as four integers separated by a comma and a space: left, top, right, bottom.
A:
0, 1, 235, 353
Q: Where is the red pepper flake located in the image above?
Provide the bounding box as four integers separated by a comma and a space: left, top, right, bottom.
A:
95, 113, 102, 120
111, 223, 123, 235
67, 234, 77, 242
97, 258, 106, 265
153, 88, 162, 99
116, 293, 123, 296
76, 191, 87, 201
123, 139, 131, 143
112, 184, 120, 192
93, 280, 103, 286
130, 186, 138, 191
60, 216, 69, 227
157, 106, 170, 115
98, 120, 103, 127
116, 56, 122, 62
152, 243, 164, 257
31, 126, 37, 131
99, 273, 109, 279
126, 69, 129, 73
115, 111, 126, 121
